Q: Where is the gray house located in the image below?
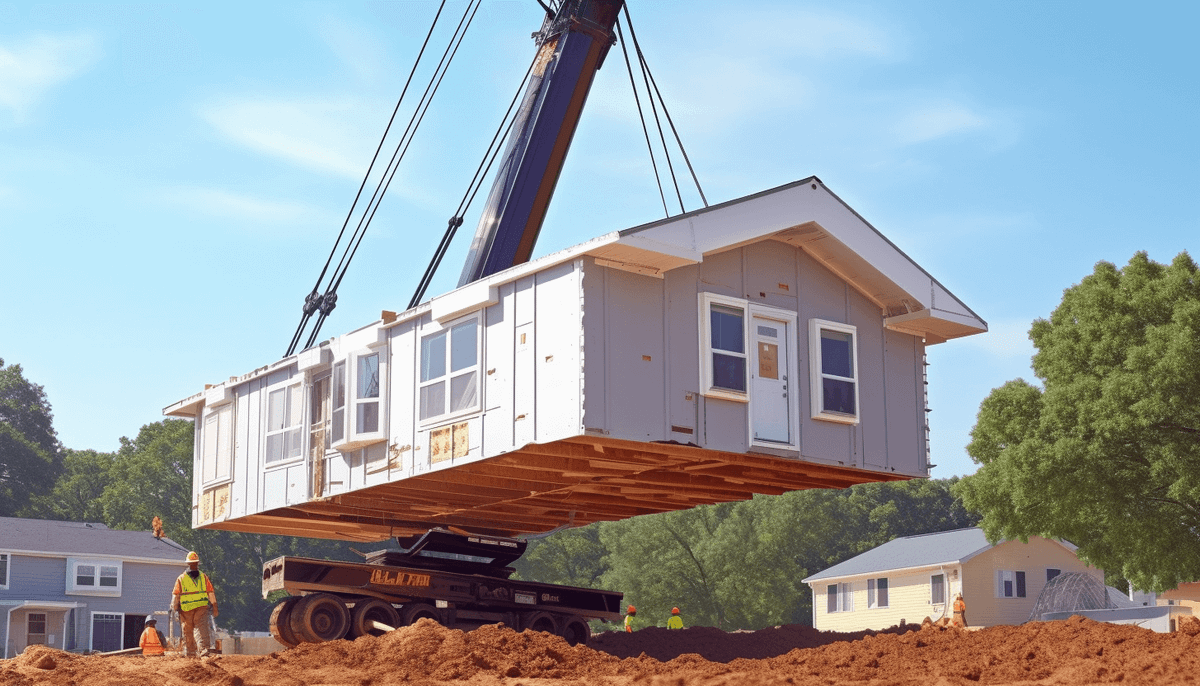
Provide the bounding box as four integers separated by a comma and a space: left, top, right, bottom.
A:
165, 177, 987, 541
0, 517, 185, 656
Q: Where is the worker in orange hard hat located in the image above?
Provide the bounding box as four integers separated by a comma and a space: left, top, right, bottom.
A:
952, 593, 967, 628
172, 551, 219, 657
624, 605, 637, 633
667, 607, 684, 630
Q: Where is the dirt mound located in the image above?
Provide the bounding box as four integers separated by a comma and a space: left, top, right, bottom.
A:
3, 615, 1198, 685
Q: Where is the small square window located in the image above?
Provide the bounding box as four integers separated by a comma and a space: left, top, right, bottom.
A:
868, 578, 889, 608
809, 319, 859, 423
699, 294, 749, 400
931, 573, 946, 604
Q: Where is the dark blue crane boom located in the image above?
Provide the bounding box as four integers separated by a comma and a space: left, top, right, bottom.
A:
458, 0, 624, 286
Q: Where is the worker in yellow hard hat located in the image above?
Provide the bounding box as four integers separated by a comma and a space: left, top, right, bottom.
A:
171, 551, 219, 657
624, 605, 636, 633
667, 607, 684, 630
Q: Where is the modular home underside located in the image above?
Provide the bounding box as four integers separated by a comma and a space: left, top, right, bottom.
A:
200, 435, 905, 541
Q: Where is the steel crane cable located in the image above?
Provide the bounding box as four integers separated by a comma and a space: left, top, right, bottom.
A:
301, 0, 483, 351
285, 0, 448, 358
622, 9, 684, 214
621, 3, 708, 208
615, 18, 669, 218
408, 48, 541, 310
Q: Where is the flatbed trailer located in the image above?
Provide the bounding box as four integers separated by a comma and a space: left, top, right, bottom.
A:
262, 529, 622, 647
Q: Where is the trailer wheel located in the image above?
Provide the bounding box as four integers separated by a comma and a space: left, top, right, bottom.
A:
399, 602, 440, 626
523, 611, 557, 635
349, 599, 401, 638
559, 615, 590, 646
289, 593, 350, 643
269, 596, 303, 648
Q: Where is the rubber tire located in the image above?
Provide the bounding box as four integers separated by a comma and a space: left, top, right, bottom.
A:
349, 599, 401, 638
559, 615, 590, 646
289, 593, 351, 643
269, 597, 303, 648
398, 603, 440, 627
523, 611, 557, 635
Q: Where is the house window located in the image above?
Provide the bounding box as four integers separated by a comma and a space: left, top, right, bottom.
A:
420, 318, 480, 421
265, 382, 304, 464
331, 361, 346, 445
809, 319, 859, 423
91, 613, 123, 653
826, 582, 854, 613
67, 558, 122, 596
997, 570, 1026, 598
200, 403, 233, 485
699, 293, 749, 400
27, 613, 46, 645
355, 353, 380, 434
930, 573, 946, 604
868, 578, 889, 608
1046, 568, 1061, 582
0, 552, 8, 589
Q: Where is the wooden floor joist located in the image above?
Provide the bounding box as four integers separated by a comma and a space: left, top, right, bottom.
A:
201, 435, 910, 541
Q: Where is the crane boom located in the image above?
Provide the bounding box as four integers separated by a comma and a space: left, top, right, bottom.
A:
458, 0, 623, 286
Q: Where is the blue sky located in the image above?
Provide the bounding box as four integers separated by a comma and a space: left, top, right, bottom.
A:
1, 1, 1196, 479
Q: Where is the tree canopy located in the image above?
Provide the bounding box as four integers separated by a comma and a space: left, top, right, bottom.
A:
954, 251, 1200, 592
0, 357, 62, 516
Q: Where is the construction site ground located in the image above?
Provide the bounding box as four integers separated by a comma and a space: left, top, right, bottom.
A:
4, 614, 1198, 685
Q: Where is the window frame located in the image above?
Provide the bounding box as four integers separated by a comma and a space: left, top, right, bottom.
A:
826, 581, 855, 613
699, 293, 751, 402
930, 573, 946, 605
89, 611, 124, 653
867, 577, 889, 609
66, 558, 122, 597
808, 318, 860, 424
418, 314, 482, 426
263, 379, 306, 467
0, 552, 9, 589
997, 570, 1027, 598
199, 403, 234, 487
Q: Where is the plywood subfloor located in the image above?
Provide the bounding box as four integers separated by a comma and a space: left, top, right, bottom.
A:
200, 436, 909, 541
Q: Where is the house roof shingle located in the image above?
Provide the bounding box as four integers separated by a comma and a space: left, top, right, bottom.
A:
0, 516, 187, 563
801, 528, 1077, 583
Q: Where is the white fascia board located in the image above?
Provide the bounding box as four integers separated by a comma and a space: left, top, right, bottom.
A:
431, 281, 500, 323
164, 392, 204, 418
801, 559, 972, 584
884, 308, 988, 337
4, 549, 185, 565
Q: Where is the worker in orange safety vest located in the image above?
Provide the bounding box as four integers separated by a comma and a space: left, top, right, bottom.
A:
139, 617, 166, 656
172, 551, 219, 657
667, 607, 684, 630
953, 593, 968, 628
624, 605, 636, 632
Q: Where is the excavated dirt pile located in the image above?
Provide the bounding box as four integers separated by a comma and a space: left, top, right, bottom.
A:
3, 615, 1198, 686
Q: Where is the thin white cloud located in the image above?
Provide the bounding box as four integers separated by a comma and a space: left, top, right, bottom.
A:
161, 186, 333, 227
0, 32, 100, 123
717, 7, 897, 60
200, 97, 378, 178
316, 16, 388, 83
894, 102, 990, 145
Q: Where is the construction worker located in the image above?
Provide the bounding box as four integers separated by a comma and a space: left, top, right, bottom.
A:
624, 605, 636, 633
667, 607, 683, 630
172, 551, 219, 657
953, 593, 967, 628
139, 617, 166, 656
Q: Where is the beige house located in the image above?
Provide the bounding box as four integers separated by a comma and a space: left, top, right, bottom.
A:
1159, 581, 1200, 613
802, 528, 1100, 631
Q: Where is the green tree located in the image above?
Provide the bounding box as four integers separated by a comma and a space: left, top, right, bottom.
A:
512, 524, 607, 589
954, 251, 1200, 592
0, 358, 62, 516
27, 448, 116, 522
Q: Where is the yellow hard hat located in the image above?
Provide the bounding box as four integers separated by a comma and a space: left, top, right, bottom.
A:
185, 551, 200, 563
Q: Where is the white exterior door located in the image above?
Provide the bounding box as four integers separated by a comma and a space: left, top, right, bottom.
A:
750, 311, 795, 446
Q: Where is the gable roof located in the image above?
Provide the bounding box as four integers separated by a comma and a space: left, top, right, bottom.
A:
0, 516, 187, 564
801, 528, 1079, 583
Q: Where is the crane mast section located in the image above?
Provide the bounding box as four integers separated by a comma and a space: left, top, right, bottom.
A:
458, 0, 623, 287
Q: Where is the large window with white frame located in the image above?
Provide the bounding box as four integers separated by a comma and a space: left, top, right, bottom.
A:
809, 319, 859, 423
930, 573, 946, 605
868, 577, 889, 608
699, 293, 749, 400
419, 317, 480, 422
200, 403, 233, 485
997, 570, 1026, 598
826, 582, 854, 613
0, 552, 9, 589
330, 350, 389, 450
265, 381, 304, 465
66, 558, 121, 596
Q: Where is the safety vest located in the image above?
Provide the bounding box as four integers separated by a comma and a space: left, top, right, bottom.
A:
178, 572, 212, 612
624, 614, 635, 632
667, 615, 683, 630
954, 598, 966, 613
140, 627, 165, 655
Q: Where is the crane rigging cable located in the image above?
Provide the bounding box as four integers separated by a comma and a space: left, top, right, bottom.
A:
285, 0, 448, 358
615, 18, 669, 218
623, 9, 684, 215
290, 0, 482, 354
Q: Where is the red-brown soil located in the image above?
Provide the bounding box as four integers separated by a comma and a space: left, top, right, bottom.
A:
3, 615, 1198, 685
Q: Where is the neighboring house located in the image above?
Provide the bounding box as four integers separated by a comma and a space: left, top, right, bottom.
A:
1160, 581, 1200, 613
165, 177, 987, 542
0, 517, 187, 657
802, 528, 1100, 631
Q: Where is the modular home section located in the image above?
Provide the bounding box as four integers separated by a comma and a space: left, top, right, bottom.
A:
165, 178, 987, 542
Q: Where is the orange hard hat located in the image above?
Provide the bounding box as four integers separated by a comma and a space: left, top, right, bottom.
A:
671, 607, 680, 614
627, 605, 636, 614
185, 551, 200, 563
